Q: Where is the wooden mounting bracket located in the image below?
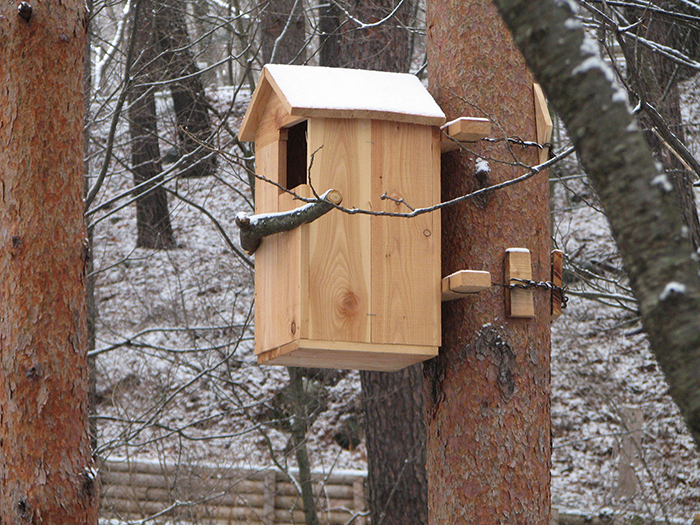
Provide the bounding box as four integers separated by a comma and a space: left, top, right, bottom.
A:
551, 249, 564, 319
505, 248, 535, 318
441, 117, 492, 153
533, 84, 553, 165
441, 270, 491, 301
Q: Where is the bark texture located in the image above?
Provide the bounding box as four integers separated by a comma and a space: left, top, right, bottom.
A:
128, 0, 175, 249
361, 367, 428, 525
621, 2, 700, 250
154, 0, 216, 178
491, 0, 700, 447
425, 1, 552, 523
0, 0, 99, 522
258, 0, 306, 65
318, 0, 412, 72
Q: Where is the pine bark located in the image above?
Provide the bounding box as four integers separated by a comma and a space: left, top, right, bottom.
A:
491, 0, 700, 447
0, 0, 99, 521
128, 0, 175, 249
424, 1, 551, 523
361, 367, 428, 525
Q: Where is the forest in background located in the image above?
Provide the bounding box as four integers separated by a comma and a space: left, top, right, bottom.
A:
6, 0, 700, 523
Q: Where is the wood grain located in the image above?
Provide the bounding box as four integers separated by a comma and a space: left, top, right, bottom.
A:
370, 121, 441, 346
533, 84, 553, 165
306, 118, 372, 344
505, 248, 535, 318
441, 270, 492, 301
551, 249, 563, 319
440, 117, 492, 152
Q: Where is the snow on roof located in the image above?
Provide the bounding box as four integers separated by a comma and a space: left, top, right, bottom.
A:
239, 64, 446, 141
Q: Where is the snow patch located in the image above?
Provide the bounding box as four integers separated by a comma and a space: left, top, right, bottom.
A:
659, 281, 687, 301
475, 157, 490, 173
564, 18, 581, 30
651, 174, 673, 193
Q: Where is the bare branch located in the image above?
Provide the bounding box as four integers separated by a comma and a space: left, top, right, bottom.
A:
235, 189, 343, 254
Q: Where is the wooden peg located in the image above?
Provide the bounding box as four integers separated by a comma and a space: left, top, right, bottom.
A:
533, 84, 553, 165
441, 270, 491, 301
441, 117, 492, 152
551, 250, 564, 319
505, 248, 535, 318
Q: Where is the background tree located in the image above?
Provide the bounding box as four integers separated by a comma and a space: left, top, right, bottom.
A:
0, 0, 99, 521
258, 0, 306, 65
620, 0, 700, 249
155, 0, 217, 178
424, 0, 552, 522
128, 0, 176, 249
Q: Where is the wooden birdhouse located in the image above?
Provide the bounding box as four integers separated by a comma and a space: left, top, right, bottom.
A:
239, 64, 448, 371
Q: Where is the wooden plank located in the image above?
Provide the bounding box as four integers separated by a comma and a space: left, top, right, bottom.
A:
441, 270, 491, 301
254, 141, 286, 355
551, 249, 564, 319
305, 118, 372, 344
370, 121, 441, 346
263, 469, 276, 524
257, 339, 438, 371
353, 478, 367, 525
440, 117, 491, 152
505, 248, 535, 318
533, 84, 553, 165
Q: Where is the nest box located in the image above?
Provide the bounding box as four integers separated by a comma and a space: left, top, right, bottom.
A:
239, 64, 447, 371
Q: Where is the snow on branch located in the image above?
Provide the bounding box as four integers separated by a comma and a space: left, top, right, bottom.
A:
235, 189, 343, 255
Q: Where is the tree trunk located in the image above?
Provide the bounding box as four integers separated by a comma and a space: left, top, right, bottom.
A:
318, 1, 342, 68
424, 1, 552, 523
128, 0, 175, 249
361, 367, 428, 525
0, 0, 99, 521
154, 0, 216, 178
491, 0, 700, 448
315, 3, 429, 523
318, 0, 412, 72
85, 0, 99, 451
622, 2, 700, 250
258, 0, 306, 65
287, 368, 321, 525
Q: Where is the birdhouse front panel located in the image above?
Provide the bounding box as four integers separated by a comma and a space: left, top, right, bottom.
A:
239, 64, 446, 371
367, 120, 441, 347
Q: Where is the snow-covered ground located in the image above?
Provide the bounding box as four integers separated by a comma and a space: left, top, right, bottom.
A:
90, 85, 700, 523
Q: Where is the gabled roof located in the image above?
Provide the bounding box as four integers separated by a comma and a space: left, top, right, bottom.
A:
239, 64, 446, 142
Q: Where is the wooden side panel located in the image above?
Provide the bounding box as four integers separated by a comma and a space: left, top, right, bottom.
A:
533, 84, 553, 165
255, 93, 306, 150
253, 141, 283, 354
370, 122, 441, 346
305, 119, 372, 343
